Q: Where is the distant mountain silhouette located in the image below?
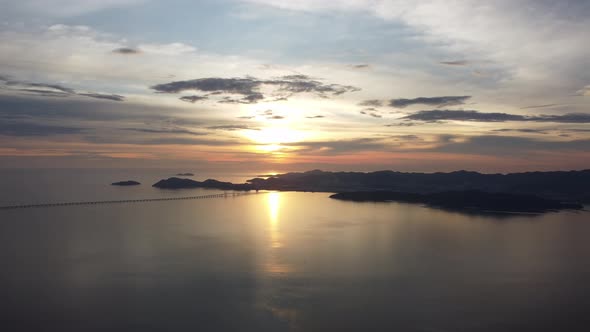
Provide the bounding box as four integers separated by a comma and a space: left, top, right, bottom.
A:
152, 169, 590, 211
111, 180, 141, 186
330, 190, 583, 213
246, 169, 590, 203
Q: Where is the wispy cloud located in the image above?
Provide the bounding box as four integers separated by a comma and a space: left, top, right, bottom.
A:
439, 60, 469, 66
179, 95, 208, 103
77, 93, 125, 101
122, 128, 206, 136
576, 85, 590, 96
403, 110, 590, 123
520, 104, 560, 109
1, 76, 125, 102
360, 109, 382, 118
207, 124, 259, 131
358, 99, 383, 107
0, 122, 85, 136
112, 47, 141, 54
390, 96, 471, 108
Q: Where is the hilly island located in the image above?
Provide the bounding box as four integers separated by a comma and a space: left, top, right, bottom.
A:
152, 169, 588, 214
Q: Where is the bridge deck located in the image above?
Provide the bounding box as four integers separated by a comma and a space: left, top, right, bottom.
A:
0, 192, 261, 210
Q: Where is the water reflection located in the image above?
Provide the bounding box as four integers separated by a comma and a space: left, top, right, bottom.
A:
268, 192, 283, 250
2, 192, 590, 331
260, 192, 299, 329
264, 191, 292, 274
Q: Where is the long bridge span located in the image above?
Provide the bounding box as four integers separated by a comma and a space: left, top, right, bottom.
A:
0, 191, 263, 210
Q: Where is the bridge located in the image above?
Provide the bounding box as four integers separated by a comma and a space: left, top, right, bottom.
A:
0, 191, 263, 210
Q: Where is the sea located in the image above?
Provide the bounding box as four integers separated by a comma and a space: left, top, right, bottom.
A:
1, 168, 589, 331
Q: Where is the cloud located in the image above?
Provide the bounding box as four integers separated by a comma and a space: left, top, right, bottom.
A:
358, 99, 383, 107
576, 85, 590, 96
0, 122, 85, 136
284, 135, 428, 155
385, 122, 418, 127
254, 109, 285, 120
4, 80, 75, 94
349, 64, 371, 69
15, 89, 70, 98
122, 128, 206, 136
112, 47, 141, 55
152, 77, 259, 94
140, 137, 240, 146
360, 109, 382, 118
179, 95, 208, 103
207, 125, 259, 131
402, 110, 590, 123
77, 93, 125, 101
520, 104, 560, 109
1, 76, 125, 102
138, 42, 196, 55
390, 96, 471, 108
151, 75, 359, 104
305, 115, 325, 119
3, 0, 146, 17
491, 128, 548, 134
435, 135, 590, 155
439, 60, 469, 66
285, 138, 388, 155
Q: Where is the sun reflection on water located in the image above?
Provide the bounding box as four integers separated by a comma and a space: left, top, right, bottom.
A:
265, 192, 290, 272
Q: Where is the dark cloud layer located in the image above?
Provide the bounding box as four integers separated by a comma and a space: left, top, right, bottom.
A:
1, 75, 125, 102
390, 96, 471, 108
122, 128, 206, 136
78, 93, 125, 101
112, 47, 141, 54
492, 128, 548, 134
151, 75, 359, 104
358, 99, 383, 107
179, 95, 208, 103
207, 125, 259, 131
403, 109, 590, 123
0, 122, 85, 136
440, 60, 469, 66
520, 103, 560, 109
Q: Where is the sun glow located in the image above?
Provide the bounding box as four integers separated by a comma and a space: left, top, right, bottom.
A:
245, 127, 305, 145
243, 127, 306, 154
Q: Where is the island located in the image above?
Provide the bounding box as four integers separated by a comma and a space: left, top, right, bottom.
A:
329, 190, 583, 213
176, 173, 194, 176
152, 177, 252, 191
151, 169, 589, 214
245, 169, 590, 203
111, 180, 141, 186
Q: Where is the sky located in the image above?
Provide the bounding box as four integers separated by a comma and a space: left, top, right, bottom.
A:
0, 0, 589, 173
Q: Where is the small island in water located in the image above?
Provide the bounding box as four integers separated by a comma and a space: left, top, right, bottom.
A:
111, 180, 141, 186
153, 177, 251, 190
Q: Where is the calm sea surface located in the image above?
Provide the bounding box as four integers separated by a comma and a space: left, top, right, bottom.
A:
1, 169, 589, 331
